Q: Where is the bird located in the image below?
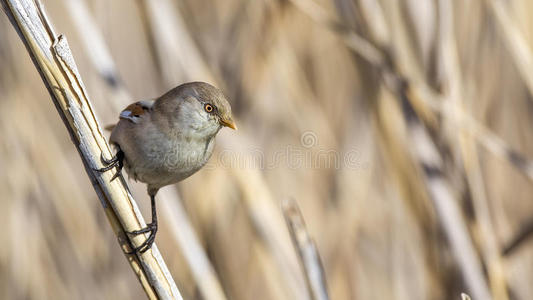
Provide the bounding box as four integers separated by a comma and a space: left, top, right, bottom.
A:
96, 82, 236, 253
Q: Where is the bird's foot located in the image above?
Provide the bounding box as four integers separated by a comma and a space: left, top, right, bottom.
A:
126, 222, 158, 254
94, 150, 124, 181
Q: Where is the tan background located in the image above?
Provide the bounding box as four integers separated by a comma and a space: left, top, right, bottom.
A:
1, 0, 533, 299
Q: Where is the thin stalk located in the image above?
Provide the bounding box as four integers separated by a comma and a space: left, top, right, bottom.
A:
282, 198, 330, 300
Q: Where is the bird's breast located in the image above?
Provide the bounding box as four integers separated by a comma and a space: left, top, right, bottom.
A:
161, 137, 213, 173
128, 134, 215, 187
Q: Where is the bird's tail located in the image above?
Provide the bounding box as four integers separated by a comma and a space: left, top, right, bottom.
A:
104, 124, 116, 132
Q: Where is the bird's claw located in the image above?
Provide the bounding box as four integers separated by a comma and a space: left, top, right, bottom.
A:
126, 222, 158, 254
100, 152, 119, 165
93, 151, 124, 181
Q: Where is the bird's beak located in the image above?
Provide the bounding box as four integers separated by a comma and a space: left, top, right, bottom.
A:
220, 118, 237, 130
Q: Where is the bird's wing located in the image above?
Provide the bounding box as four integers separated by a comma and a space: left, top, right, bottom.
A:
119, 100, 155, 124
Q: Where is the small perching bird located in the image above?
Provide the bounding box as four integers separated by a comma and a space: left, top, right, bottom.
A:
97, 82, 236, 253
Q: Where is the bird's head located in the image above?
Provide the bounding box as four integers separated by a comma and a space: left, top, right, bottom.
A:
155, 82, 237, 138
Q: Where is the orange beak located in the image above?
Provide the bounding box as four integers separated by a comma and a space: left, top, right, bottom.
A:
220, 118, 237, 130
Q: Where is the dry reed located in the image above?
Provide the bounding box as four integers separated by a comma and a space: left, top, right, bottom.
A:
1, 0, 533, 299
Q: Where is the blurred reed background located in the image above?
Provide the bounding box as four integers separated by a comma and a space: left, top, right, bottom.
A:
1, 0, 533, 299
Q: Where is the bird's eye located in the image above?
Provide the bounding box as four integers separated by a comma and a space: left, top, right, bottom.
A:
204, 103, 214, 113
